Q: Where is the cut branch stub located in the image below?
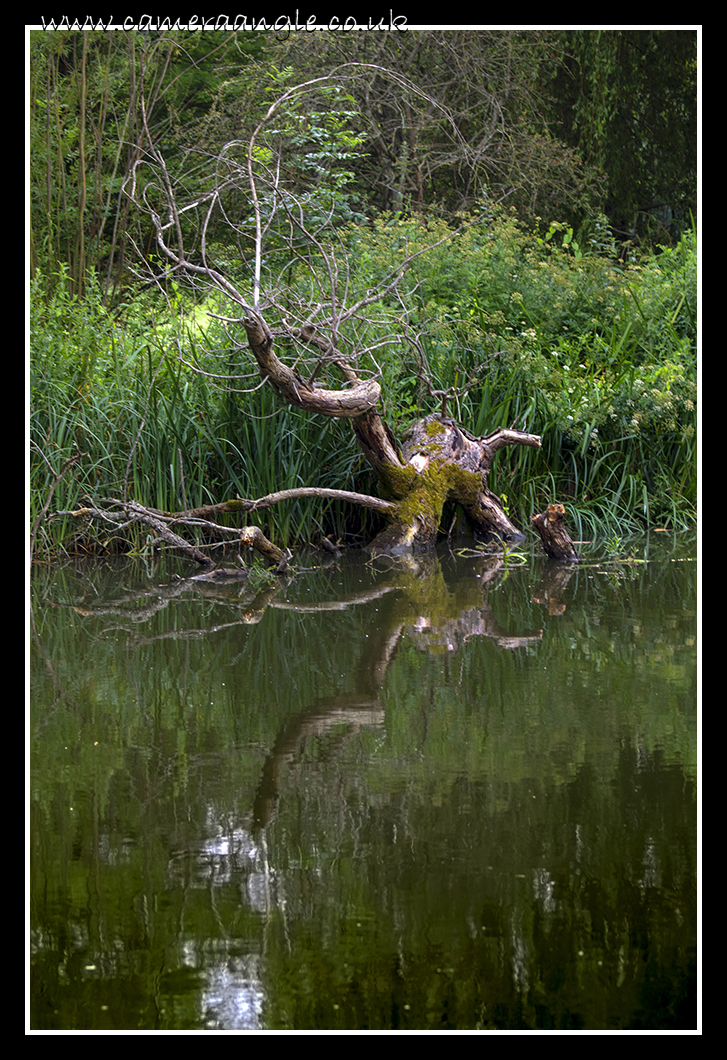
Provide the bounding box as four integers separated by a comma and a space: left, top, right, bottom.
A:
242, 316, 380, 418
531, 503, 580, 561
240, 525, 289, 571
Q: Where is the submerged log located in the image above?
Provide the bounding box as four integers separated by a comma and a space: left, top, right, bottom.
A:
61, 498, 212, 565
531, 503, 579, 561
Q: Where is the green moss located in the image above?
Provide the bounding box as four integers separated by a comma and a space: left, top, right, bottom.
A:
424, 418, 447, 441
376, 461, 420, 500
377, 457, 483, 549
444, 463, 483, 506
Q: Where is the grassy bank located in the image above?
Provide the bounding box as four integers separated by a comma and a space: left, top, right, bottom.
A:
29, 212, 697, 559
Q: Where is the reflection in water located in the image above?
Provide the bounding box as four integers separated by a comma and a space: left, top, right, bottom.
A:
29, 536, 698, 1030
178, 944, 264, 1031
202, 956, 264, 1031
533, 868, 558, 915
531, 560, 578, 615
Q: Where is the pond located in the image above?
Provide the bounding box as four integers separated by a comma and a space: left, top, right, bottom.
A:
29, 531, 698, 1031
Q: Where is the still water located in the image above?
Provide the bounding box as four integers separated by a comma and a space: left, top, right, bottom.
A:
29, 532, 698, 1031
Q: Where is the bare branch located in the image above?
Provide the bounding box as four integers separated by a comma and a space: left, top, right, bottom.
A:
124, 61, 483, 386
56, 499, 210, 566
241, 314, 381, 418
242, 487, 394, 514
111, 62, 544, 558
482, 427, 542, 453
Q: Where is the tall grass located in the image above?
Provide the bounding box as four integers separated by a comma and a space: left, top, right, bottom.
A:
29, 273, 376, 557
452, 342, 696, 538
344, 211, 697, 539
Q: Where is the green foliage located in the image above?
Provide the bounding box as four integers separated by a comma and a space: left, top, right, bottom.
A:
29, 270, 374, 556
30, 26, 695, 331
223, 81, 369, 285
31, 202, 697, 558
27, 30, 697, 564
621, 226, 697, 364
334, 207, 697, 535
267, 83, 367, 228
29, 29, 267, 301
543, 29, 697, 245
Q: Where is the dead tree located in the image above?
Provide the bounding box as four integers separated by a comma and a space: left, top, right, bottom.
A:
123, 65, 543, 556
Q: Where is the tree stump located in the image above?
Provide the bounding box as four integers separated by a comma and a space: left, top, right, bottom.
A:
366, 413, 541, 552
531, 503, 579, 561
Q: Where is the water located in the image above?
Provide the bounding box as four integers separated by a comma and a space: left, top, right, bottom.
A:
29, 532, 698, 1031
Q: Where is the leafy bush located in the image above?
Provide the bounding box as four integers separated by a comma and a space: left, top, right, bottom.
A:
339, 207, 697, 533
620, 226, 697, 365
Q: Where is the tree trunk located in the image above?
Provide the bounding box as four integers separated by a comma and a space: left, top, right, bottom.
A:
241, 319, 541, 554
113, 68, 563, 566
365, 414, 541, 553
242, 315, 381, 418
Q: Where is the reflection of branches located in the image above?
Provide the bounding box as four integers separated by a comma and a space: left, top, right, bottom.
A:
408, 608, 542, 653
270, 583, 401, 613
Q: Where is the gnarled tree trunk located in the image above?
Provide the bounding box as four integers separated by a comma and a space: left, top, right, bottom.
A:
242, 316, 541, 553
114, 72, 549, 564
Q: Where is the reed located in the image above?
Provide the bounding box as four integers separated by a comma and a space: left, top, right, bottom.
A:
30, 287, 372, 556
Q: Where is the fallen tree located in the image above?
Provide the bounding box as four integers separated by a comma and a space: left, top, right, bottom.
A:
79, 65, 549, 561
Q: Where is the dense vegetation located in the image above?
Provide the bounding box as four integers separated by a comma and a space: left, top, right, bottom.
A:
29, 28, 698, 556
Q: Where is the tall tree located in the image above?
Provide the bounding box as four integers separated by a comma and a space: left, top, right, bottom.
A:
272, 30, 604, 224
543, 29, 697, 246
